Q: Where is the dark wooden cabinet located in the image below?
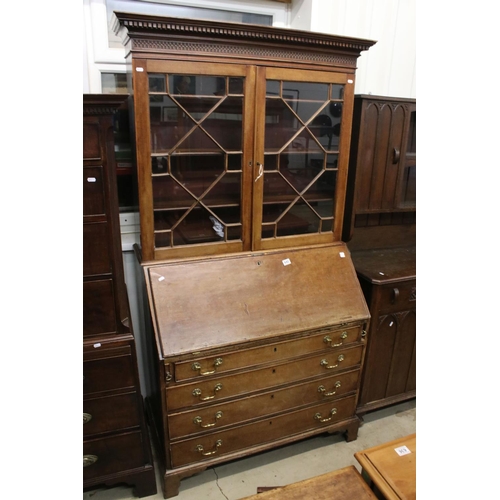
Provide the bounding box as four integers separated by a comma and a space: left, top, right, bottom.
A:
343, 95, 416, 248
83, 95, 157, 497
351, 248, 416, 414
341, 95, 416, 414
112, 13, 375, 498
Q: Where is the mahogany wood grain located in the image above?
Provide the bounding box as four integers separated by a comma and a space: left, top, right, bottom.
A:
83, 95, 156, 497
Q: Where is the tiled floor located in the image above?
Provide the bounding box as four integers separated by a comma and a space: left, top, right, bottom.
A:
84, 399, 416, 499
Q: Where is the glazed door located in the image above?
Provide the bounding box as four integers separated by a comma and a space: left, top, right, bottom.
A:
133, 60, 255, 261
253, 67, 355, 251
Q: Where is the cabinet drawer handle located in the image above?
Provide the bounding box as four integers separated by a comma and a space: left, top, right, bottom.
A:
393, 147, 400, 163
192, 358, 223, 376
320, 355, 345, 369
391, 288, 400, 303
196, 439, 222, 456
314, 408, 337, 423
318, 381, 341, 397
83, 413, 92, 425
192, 383, 223, 401
83, 455, 98, 467
324, 331, 348, 347
193, 411, 223, 428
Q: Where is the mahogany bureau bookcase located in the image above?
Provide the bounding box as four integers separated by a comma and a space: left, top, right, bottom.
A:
83, 94, 156, 497
112, 12, 376, 498
343, 95, 416, 415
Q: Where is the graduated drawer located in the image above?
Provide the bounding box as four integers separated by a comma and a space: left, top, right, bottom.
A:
83, 391, 141, 437
83, 279, 117, 337
83, 166, 105, 216
83, 430, 148, 481
172, 325, 363, 382
168, 369, 360, 440
170, 394, 356, 468
167, 345, 363, 411
83, 344, 135, 395
376, 280, 416, 314
83, 222, 112, 277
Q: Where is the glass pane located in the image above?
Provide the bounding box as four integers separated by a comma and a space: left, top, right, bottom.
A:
266, 80, 280, 96
228, 77, 244, 95
170, 154, 225, 197
155, 230, 185, 248
173, 96, 221, 120
277, 202, 319, 236
203, 97, 243, 151
150, 72, 245, 249
263, 171, 298, 203
174, 205, 225, 244
149, 74, 166, 93
169, 75, 221, 95
203, 172, 241, 206
176, 126, 221, 153
262, 78, 344, 240
227, 154, 242, 171
153, 175, 193, 209
303, 171, 337, 203
265, 98, 301, 152
102, 72, 128, 94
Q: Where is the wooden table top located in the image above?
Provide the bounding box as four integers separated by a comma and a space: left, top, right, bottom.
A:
354, 433, 416, 500
240, 465, 378, 500
351, 246, 415, 284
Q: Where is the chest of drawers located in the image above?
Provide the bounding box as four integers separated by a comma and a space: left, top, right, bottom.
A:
83, 95, 156, 497
141, 244, 370, 498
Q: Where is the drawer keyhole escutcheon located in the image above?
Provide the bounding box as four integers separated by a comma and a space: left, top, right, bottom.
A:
324, 331, 348, 347
318, 381, 341, 397
196, 439, 222, 456
193, 411, 223, 428
83, 455, 98, 467
314, 408, 337, 423
192, 358, 223, 376
320, 355, 345, 369
192, 383, 223, 401
83, 413, 92, 424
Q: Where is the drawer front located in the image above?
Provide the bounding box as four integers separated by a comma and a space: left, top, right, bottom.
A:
83, 222, 112, 277
83, 166, 105, 216
170, 394, 356, 468
168, 369, 360, 440
83, 431, 147, 481
377, 280, 416, 313
174, 325, 363, 382
83, 392, 141, 437
83, 279, 117, 337
167, 345, 363, 411
83, 345, 135, 395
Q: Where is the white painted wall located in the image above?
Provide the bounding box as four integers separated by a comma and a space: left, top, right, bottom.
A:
290, 0, 415, 97
84, 0, 416, 98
